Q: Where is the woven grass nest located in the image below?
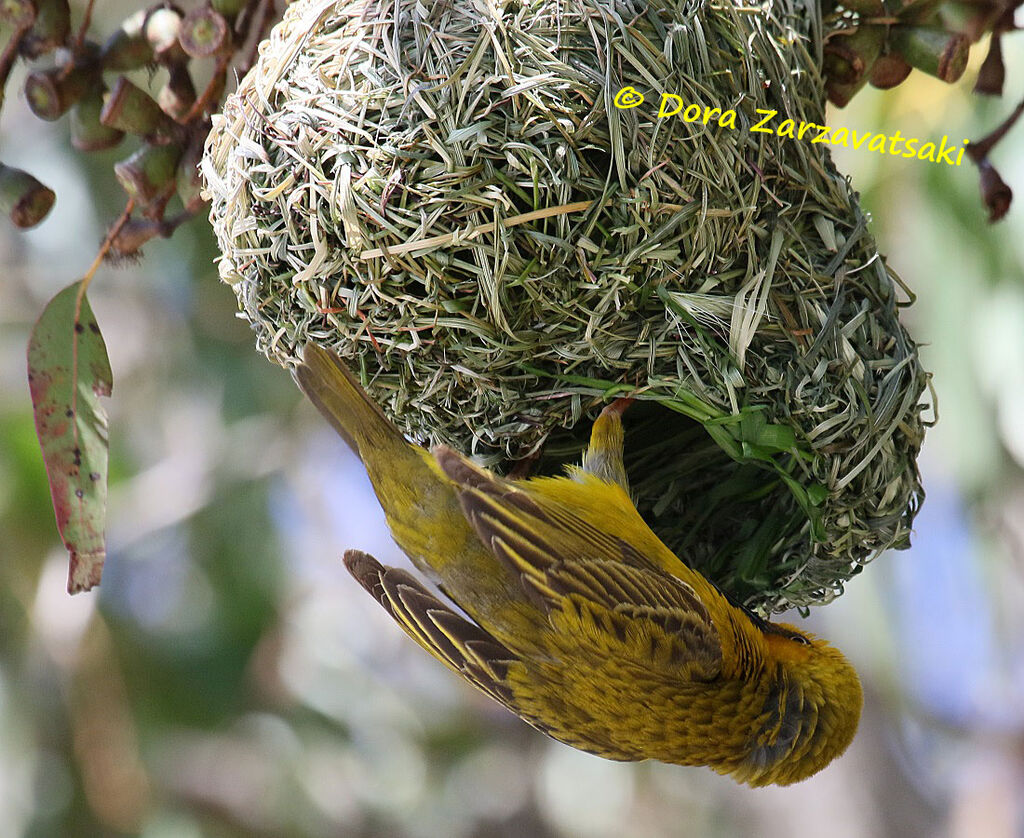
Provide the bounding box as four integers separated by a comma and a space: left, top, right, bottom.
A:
202, 0, 930, 613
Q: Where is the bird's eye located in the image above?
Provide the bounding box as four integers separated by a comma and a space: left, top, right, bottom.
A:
790, 633, 811, 646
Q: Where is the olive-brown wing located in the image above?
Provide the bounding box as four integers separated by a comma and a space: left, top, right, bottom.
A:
434, 447, 723, 682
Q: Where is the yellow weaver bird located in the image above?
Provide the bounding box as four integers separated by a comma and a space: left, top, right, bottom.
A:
293, 343, 863, 787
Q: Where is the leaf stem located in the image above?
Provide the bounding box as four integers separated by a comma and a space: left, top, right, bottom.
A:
79, 197, 135, 297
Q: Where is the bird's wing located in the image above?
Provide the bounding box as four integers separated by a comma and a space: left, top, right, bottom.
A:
434, 445, 656, 571
344, 550, 641, 752
343, 550, 523, 710
434, 447, 723, 680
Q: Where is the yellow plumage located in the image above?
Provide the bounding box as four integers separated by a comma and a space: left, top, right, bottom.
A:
294, 343, 863, 787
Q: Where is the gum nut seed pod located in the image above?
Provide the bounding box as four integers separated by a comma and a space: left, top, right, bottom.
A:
179, 6, 230, 58
100, 10, 154, 71
891, 25, 971, 82
977, 160, 1012, 222
826, 72, 872, 108
100, 76, 182, 139
109, 217, 169, 258
144, 6, 187, 64
211, 0, 248, 21
869, 53, 913, 89
114, 142, 183, 204
823, 25, 885, 86
0, 163, 55, 227
70, 84, 125, 151
19, 0, 69, 57
158, 62, 196, 120
24, 62, 94, 120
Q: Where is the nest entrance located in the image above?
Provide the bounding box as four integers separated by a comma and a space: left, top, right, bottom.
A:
537, 400, 817, 608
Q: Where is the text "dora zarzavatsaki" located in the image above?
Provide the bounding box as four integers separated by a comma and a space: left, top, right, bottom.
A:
612, 87, 969, 167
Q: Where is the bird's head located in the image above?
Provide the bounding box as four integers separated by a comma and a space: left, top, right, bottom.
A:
732, 621, 863, 787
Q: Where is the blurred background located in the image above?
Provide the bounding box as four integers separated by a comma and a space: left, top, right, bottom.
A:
2, 15, 1023, 838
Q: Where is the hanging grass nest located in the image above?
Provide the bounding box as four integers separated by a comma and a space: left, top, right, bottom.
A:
202, 0, 930, 613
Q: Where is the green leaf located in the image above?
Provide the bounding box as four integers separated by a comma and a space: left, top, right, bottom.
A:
779, 472, 827, 542
806, 482, 829, 506
518, 364, 637, 397
27, 280, 112, 593
749, 422, 797, 453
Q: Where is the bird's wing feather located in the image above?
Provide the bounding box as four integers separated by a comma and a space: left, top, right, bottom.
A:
435, 445, 655, 571
434, 447, 723, 679
343, 550, 520, 708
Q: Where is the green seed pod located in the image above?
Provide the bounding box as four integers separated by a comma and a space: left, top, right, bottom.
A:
158, 62, 196, 120
24, 62, 94, 120
210, 0, 248, 21
19, 0, 69, 58
114, 142, 183, 205
70, 83, 125, 151
890, 25, 971, 82
109, 216, 169, 259
100, 9, 153, 71
144, 6, 187, 64
823, 25, 885, 86
0, 163, 54, 227
100, 76, 182, 139
180, 5, 230, 57
826, 73, 871, 107
869, 52, 913, 89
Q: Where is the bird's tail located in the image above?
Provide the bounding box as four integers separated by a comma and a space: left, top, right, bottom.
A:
293, 342, 409, 460
292, 343, 470, 582
294, 343, 552, 629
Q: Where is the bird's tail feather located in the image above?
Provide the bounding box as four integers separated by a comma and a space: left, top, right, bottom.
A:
343, 549, 519, 708
293, 342, 406, 458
